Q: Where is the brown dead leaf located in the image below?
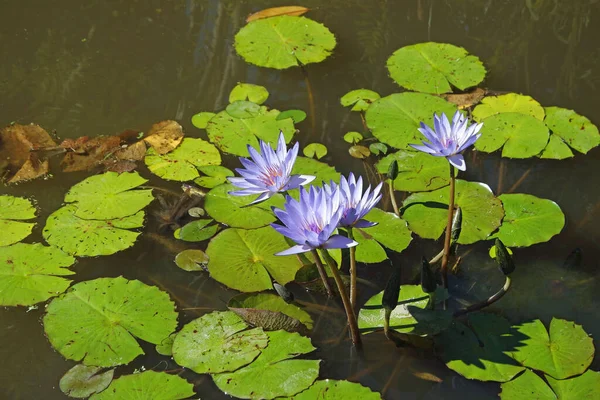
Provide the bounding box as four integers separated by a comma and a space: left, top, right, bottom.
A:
104, 160, 138, 173
114, 140, 147, 161
60, 136, 123, 172
143, 120, 184, 154
246, 6, 309, 23
412, 371, 443, 383
9, 157, 49, 183
442, 88, 486, 109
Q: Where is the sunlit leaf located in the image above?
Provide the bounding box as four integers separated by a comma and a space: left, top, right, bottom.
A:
174, 249, 209, 272
291, 156, 340, 185
193, 165, 234, 189
226, 100, 263, 119
499, 369, 556, 400
539, 133, 575, 159
246, 6, 310, 22
341, 89, 381, 112
145, 138, 221, 181
360, 208, 412, 253
191, 111, 216, 129
0, 195, 36, 246
174, 219, 219, 242
343, 131, 363, 144
90, 371, 194, 400
142, 120, 184, 154
546, 370, 600, 400
369, 142, 387, 155
473, 93, 545, 121
376, 150, 451, 192
303, 143, 327, 159
59, 364, 114, 399
291, 379, 382, 399
229, 83, 270, 104
353, 228, 387, 264
276, 109, 307, 123
349, 145, 370, 159
542, 106, 600, 155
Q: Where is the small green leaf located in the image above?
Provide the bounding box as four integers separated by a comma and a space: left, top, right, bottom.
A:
191, 111, 216, 129
303, 143, 328, 159
369, 142, 388, 155
174, 249, 209, 272
353, 227, 387, 264
229, 83, 270, 104
145, 138, 222, 181
174, 219, 219, 242
291, 379, 382, 399
349, 145, 370, 159
500, 369, 557, 400
90, 371, 194, 400
155, 332, 177, 356
194, 165, 234, 189
276, 109, 307, 123
226, 100, 263, 119
539, 134, 575, 159
291, 156, 340, 185
59, 365, 114, 399
473, 93, 545, 121
0, 196, 36, 247
341, 89, 381, 111
543, 106, 600, 154
343, 131, 363, 144
376, 150, 451, 192
228, 292, 313, 331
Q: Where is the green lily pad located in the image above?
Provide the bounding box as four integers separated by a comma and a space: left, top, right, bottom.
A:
500, 369, 557, 400
365, 92, 457, 150
341, 89, 381, 112
172, 311, 268, 374
546, 370, 600, 400
206, 108, 295, 156
43, 277, 178, 367
0, 195, 36, 247
226, 100, 263, 119
291, 379, 382, 399
387, 42, 486, 94
212, 330, 320, 399
145, 138, 222, 181
539, 133, 575, 160
358, 284, 451, 336
43, 205, 143, 257
435, 313, 525, 382
292, 156, 340, 185
369, 142, 388, 156
303, 143, 327, 159
402, 180, 504, 244
343, 131, 363, 144
276, 109, 307, 123
474, 112, 549, 158
191, 111, 216, 129
174, 219, 219, 242
206, 227, 303, 292
64, 171, 153, 220
376, 150, 452, 192
542, 106, 600, 155
491, 194, 565, 247
204, 183, 284, 229
174, 249, 209, 272
234, 15, 336, 69
89, 371, 194, 400
349, 145, 370, 159
509, 318, 594, 379
473, 93, 545, 121
156, 332, 177, 356
353, 228, 387, 264
229, 83, 270, 104
59, 364, 114, 399
359, 208, 412, 254
0, 243, 75, 306
229, 292, 313, 332
194, 165, 234, 189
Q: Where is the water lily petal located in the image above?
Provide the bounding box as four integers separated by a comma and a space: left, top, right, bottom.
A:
447, 154, 466, 171
322, 235, 359, 250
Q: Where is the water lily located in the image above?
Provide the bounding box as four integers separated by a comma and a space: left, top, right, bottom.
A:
271, 185, 358, 255
410, 111, 483, 171
228, 131, 315, 204
324, 173, 383, 228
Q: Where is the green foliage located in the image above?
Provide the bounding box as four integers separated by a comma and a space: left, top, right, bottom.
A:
353, 208, 412, 264
291, 379, 382, 399
226, 100, 263, 119
291, 157, 340, 185
473, 93, 545, 121
303, 143, 328, 159
340, 89, 381, 112
191, 111, 216, 129
174, 249, 209, 272
229, 83, 270, 104
376, 150, 452, 192
343, 131, 363, 144
540, 106, 600, 158
500, 369, 557, 400
90, 371, 194, 400
276, 109, 307, 123
174, 219, 219, 242
0, 195, 36, 247
59, 365, 114, 399
369, 142, 387, 155
500, 369, 600, 400
145, 138, 222, 181
194, 165, 234, 188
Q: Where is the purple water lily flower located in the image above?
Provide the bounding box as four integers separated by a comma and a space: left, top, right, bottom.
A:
410, 111, 483, 171
324, 173, 383, 228
228, 131, 315, 204
271, 185, 359, 256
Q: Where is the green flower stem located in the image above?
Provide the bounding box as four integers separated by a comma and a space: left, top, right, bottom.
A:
440, 165, 456, 295
318, 249, 362, 346
383, 308, 405, 347
453, 276, 512, 317
347, 227, 358, 308
310, 249, 334, 298
388, 180, 400, 217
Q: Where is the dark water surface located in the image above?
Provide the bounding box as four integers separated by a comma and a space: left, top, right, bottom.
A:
1, 0, 599, 399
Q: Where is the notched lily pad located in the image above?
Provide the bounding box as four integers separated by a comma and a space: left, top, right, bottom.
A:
473, 93, 545, 121
291, 379, 382, 399
226, 100, 263, 119
229, 83, 270, 104
0, 195, 37, 246
191, 112, 216, 129
303, 143, 327, 159
59, 364, 114, 399
376, 150, 451, 192
174, 219, 219, 242
194, 165, 234, 189
541, 106, 600, 156
499, 369, 556, 400
341, 89, 381, 112
89, 371, 194, 400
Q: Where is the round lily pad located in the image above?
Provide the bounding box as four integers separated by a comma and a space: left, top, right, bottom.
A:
90, 371, 194, 400
174, 219, 219, 242
365, 92, 457, 150
0, 243, 75, 306
543, 106, 600, 155
491, 194, 565, 247
226, 100, 263, 119
509, 318, 594, 379
194, 165, 234, 189
206, 108, 295, 156
402, 180, 504, 244
234, 15, 336, 69
500, 369, 556, 400
43, 205, 143, 257
174, 249, 209, 272
229, 83, 269, 104
349, 145, 370, 159
303, 143, 327, 159
172, 311, 268, 374
473, 93, 545, 121
191, 111, 216, 129
276, 109, 307, 123
546, 370, 600, 400
212, 330, 320, 399
0, 195, 36, 247
341, 89, 381, 112
64, 171, 153, 220
435, 313, 525, 382
291, 379, 382, 399
376, 150, 452, 192
206, 227, 303, 292
59, 364, 114, 399
43, 277, 178, 367
387, 42, 486, 94
145, 138, 222, 181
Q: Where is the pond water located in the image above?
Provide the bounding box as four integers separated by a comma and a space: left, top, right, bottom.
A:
1, 0, 599, 399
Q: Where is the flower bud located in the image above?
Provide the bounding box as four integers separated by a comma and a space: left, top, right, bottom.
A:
494, 239, 515, 275
387, 160, 399, 181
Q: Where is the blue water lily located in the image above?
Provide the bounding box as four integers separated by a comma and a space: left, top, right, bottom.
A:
410, 111, 483, 171
271, 185, 359, 255
228, 132, 315, 204
325, 173, 383, 228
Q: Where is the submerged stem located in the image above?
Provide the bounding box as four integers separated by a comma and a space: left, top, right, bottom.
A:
453, 277, 512, 317
319, 249, 362, 346
388, 180, 400, 217
347, 228, 357, 308
310, 249, 334, 298
440, 166, 456, 299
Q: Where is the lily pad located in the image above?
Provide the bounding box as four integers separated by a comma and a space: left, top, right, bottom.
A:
212, 330, 320, 399
172, 311, 268, 374
435, 313, 525, 382
539, 134, 575, 160
343, 131, 363, 144
0, 243, 75, 306
303, 143, 327, 159
89, 371, 194, 400
43, 205, 143, 257
64, 171, 153, 220
473, 93, 545, 121
292, 157, 340, 185
376, 150, 451, 192
226, 100, 263, 119
546, 370, 600, 400
365, 92, 457, 150
174, 249, 209, 272
474, 112, 549, 158
145, 138, 222, 181
191, 111, 216, 129
341, 89, 381, 112
499, 369, 556, 400
358, 284, 451, 336
491, 194, 565, 247
174, 219, 219, 242
542, 106, 600, 154
206, 108, 295, 156
276, 109, 307, 123
194, 165, 234, 189
357, 208, 412, 257
234, 15, 336, 69
230, 83, 270, 104
349, 145, 370, 159
369, 142, 388, 155
156, 332, 177, 356
402, 180, 504, 244
43, 277, 178, 367
387, 42, 486, 94
59, 364, 114, 399
207, 227, 303, 292
228, 292, 313, 332
509, 318, 594, 379
0, 195, 36, 247
353, 228, 387, 264
291, 379, 382, 399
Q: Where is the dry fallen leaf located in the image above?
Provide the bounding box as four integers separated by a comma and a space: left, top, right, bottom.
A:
246, 6, 309, 23
60, 136, 123, 172
442, 88, 486, 109
143, 120, 184, 154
